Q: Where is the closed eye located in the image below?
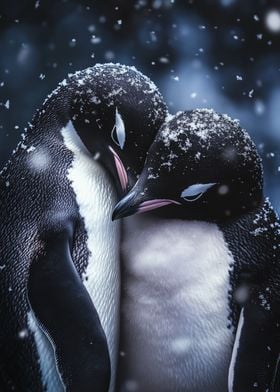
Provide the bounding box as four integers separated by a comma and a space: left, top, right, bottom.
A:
180, 183, 216, 202
111, 107, 126, 149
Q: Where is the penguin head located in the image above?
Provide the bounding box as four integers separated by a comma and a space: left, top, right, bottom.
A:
67, 63, 167, 195
112, 109, 263, 222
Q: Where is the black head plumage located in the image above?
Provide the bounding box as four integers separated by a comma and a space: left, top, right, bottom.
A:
113, 109, 263, 222
66, 63, 167, 194
25, 63, 167, 196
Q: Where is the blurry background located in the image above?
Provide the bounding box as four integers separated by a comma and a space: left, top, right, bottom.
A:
0, 0, 279, 210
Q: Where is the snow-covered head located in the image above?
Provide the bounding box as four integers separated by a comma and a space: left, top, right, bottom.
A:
68, 63, 167, 195
36, 63, 167, 196
113, 109, 263, 222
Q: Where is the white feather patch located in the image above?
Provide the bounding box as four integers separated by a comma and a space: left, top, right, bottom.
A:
181, 183, 216, 198
27, 311, 65, 392
61, 121, 121, 392
115, 107, 126, 149
119, 215, 234, 391
228, 308, 244, 392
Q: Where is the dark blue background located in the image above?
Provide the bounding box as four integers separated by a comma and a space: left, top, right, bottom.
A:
0, 0, 279, 210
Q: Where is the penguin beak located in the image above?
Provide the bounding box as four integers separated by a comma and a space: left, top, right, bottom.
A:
112, 190, 180, 221
109, 146, 128, 192
112, 191, 139, 220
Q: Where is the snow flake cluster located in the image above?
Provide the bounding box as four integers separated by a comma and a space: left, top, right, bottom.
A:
1, 63, 167, 182
158, 108, 242, 153
145, 108, 264, 199
251, 197, 280, 239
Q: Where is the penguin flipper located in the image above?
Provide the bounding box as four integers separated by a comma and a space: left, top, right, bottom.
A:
228, 301, 280, 392
27, 225, 110, 392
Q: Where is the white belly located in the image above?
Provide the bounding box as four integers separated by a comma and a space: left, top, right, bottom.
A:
63, 122, 121, 392
119, 215, 234, 392
28, 122, 120, 391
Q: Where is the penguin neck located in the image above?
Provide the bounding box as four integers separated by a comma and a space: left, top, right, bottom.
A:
27, 84, 72, 141
22, 83, 127, 196
14, 88, 96, 185
26, 84, 110, 163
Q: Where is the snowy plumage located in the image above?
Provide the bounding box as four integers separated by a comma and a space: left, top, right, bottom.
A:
0, 63, 167, 391
61, 121, 120, 392
114, 109, 280, 392
118, 215, 234, 392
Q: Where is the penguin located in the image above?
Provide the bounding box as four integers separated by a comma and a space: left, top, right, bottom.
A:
113, 108, 280, 392
0, 63, 167, 392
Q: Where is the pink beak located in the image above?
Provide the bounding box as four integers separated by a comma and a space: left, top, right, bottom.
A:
109, 146, 128, 191
137, 199, 181, 214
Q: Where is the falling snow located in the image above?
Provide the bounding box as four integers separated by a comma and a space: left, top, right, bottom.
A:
265, 10, 280, 33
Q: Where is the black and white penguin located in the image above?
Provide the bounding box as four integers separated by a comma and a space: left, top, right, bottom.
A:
0, 63, 167, 392
113, 109, 280, 392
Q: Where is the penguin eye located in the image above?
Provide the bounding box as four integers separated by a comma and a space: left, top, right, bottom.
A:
180, 183, 216, 202
111, 107, 126, 149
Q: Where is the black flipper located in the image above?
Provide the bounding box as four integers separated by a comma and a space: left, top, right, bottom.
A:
228, 301, 280, 392
27, 224, 110, 392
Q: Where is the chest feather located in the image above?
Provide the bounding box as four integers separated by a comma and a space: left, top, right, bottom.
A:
62, 121, 120, 392
119, 215, 234, 391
